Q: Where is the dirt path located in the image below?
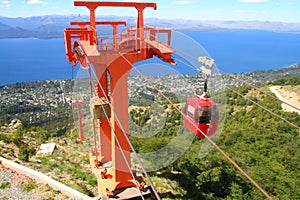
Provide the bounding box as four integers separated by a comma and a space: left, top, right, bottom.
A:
269, 86, 300, 115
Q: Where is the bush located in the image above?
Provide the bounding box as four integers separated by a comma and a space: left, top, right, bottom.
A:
36, 128, 51, 144
0, 182, 10, 189
272, 77, 300, 86
11, 127, 25, 146
0, 133, 11, 143
22, 182, 38, 192
18, 145, 36, 162
0, 119, 4, 127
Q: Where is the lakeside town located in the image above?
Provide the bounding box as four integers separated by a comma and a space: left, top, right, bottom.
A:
1, 63, 300, 128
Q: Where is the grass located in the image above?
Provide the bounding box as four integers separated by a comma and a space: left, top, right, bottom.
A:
0, 182, 11, 189
32, 139, 98, 197
22, 182, 38, 192
1, 124, 98, 197
150, 175, 186, 200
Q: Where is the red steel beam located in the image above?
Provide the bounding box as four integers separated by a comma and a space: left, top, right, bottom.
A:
74, 1, 156, 44
74, 1, 157, 10
70, 21, 127, 26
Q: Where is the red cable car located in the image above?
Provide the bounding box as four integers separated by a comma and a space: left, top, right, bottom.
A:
184, 56, 218, 138
184, 95, 218, 138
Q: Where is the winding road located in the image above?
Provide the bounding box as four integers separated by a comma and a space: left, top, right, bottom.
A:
269, 86, 300, 115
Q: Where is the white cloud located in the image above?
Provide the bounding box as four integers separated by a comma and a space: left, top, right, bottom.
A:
240, 0, 268, 2
27, 0, 48, 5
0, 0, 10, 8
216, 8, 224, 12
260, 10, 267, 14
171, 0, 193, 5
236, 9, 252, 13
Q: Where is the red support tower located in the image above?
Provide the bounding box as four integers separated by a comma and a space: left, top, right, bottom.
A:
72, 101, 86, 141
64, 1, 176, 199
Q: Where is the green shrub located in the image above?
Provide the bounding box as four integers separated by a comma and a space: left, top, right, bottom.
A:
36, 128, 51, 144
22, 182, 38, 192
11, 129, 24, 146
18, 145, 36, 162
0, 133, 11, 143
272, 77, 300, 86
0, 182, 10, 189
0, 119, 4, 127
75, 183, 94, 197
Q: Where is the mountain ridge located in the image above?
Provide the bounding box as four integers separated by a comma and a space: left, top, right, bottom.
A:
0, 15, 300, 39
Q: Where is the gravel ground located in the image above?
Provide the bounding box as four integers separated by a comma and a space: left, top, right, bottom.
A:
0, 161, 92, 200
0, 168, 39, 199
0, 166, 69, 200
0, 165, 71, 200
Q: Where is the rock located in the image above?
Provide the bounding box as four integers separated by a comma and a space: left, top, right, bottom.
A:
8, 119, 22, 130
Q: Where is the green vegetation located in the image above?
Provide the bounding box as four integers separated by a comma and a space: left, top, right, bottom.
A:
18, 145, 36, 162
1, 73, 300, 199
33, 142, 97, 196
272, 76, 300, 86
129, 79, 300, 199
0, 119, 5, 127
0, 125, 49, 161
130, 108, 151, 127
0, 80, 72, 131
12, 125, 26, 146
29, 126, 51, 145
0, 182, 11, 189
22, 182, 38, 192
152, 84, 300, 199
233, 63, 300, 87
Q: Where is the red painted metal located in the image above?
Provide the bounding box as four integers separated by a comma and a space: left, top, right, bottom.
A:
64, 0, 176, 195
184, 97, 218, 138
72, 101, 86, 141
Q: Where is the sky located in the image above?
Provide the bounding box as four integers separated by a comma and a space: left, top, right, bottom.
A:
0, 0, 299, 22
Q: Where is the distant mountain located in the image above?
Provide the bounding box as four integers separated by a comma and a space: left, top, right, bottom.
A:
0, 15, 82, 38
0, 26, 43, 38
208, 20, 300, 33
0, 15, 300, 39
0, 22, 11, 31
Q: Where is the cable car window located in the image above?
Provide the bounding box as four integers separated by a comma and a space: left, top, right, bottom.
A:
187, 105, 195, 119
211, 105, 218, 122
197, 107, 210, 124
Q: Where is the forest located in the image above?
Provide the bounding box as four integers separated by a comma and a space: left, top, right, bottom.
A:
0, 76, 300, 199
130, 77, 300, 199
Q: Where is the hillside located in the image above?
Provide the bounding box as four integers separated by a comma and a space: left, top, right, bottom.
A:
0, 63, 299, 127
225, 63, 300, 88
0, 74, 300, 198
270, 85, 300, 114
167, 84, 300, 199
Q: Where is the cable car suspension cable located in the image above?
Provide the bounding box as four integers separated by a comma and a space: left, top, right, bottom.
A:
115, 51, 274, 200
91, 93, 146, 200
227, 87, 300, 130
170, 43, 300, 113
80, 62, 146, 199
89, 65, 161, 200
217, 68, 300, 112
175, 58, 300, 130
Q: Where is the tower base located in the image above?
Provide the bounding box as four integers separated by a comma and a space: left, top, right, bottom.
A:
89, 154, 152, 199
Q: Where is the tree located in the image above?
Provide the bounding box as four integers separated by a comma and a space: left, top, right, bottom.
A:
18, 145, 36, 162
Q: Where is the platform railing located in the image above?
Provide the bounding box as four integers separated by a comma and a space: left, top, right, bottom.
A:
97, 26, 173, 52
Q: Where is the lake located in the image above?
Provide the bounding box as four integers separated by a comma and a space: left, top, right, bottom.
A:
187, 30, 300, 73
0, 30, 300, 86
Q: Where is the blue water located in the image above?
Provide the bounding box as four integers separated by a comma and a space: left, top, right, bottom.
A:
186, 30, 300, 73
0, 30, 300, 86
0, 38, 79, 86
